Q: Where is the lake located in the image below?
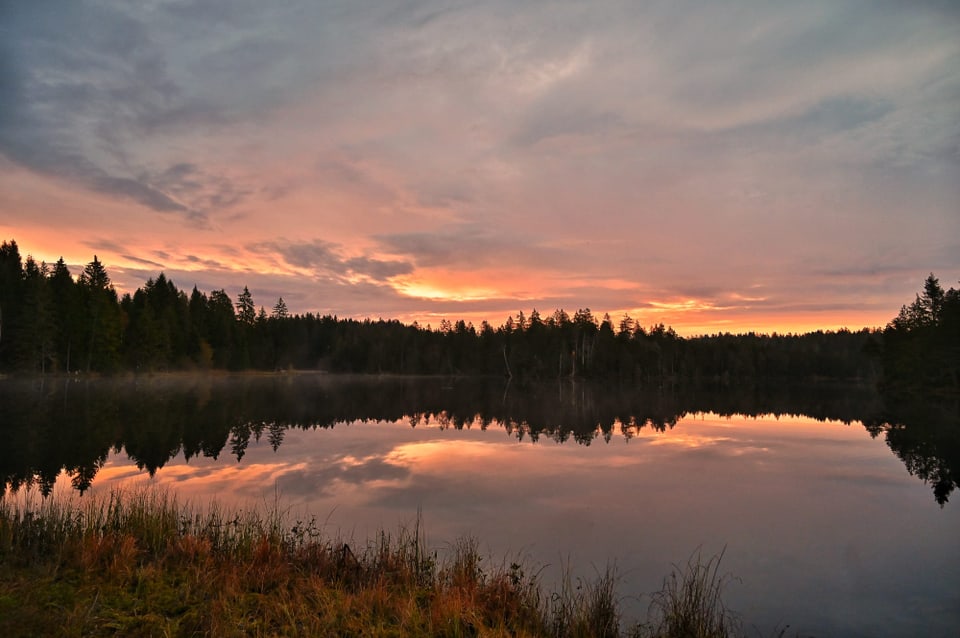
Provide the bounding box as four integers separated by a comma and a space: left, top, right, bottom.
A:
1, 374, 958, 637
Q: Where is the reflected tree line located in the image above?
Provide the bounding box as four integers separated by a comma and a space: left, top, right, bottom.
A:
1, 240, 883, 383
1, 240, 957, 504
863, 398, 960, 507
0, 375, 956, 505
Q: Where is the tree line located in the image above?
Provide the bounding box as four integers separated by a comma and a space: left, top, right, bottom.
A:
2, 239, 953, 388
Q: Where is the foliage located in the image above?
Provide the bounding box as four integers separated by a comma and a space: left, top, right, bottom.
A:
881, 273, 960, 395
0, 488, 696, 638
0, 239, 882, 382
635, 549, 740, 638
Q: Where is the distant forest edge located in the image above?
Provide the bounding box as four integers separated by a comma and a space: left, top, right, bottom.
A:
0, 240, 957, 392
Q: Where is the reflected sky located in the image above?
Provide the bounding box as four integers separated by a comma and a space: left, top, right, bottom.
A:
33, 410, 960, 638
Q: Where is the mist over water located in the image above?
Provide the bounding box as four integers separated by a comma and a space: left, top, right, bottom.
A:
2, 374, 958, 637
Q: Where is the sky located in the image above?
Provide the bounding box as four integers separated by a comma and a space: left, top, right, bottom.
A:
1, 0, 958, 335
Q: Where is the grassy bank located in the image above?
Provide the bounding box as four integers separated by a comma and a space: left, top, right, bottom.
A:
0, 490, 740, 637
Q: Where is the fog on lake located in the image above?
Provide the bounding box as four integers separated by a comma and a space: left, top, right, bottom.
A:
2, 374, 958, 637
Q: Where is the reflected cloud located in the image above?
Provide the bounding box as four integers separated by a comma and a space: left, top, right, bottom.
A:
4, 376, 959, 636
0, 375, 954, 510
643, 432, 737, 450
276, 454, 411, 498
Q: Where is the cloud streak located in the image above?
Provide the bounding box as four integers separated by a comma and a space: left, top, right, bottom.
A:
0, 1, 957, 334
252, 240, 414, 283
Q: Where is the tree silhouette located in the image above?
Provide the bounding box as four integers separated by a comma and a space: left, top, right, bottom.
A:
0, 240, 24, 363
0, 238, 906, 385
19, 257, 55, 372
77, 255, 121, 372
236, 286, 256, 325
49, 258, 80, 372
272, 297, 289, 319
882, 273, 959, 393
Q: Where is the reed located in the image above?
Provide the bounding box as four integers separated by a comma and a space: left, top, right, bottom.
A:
545, 561, 621, 638
634, 547, 741, 638
0, 489, 745, 637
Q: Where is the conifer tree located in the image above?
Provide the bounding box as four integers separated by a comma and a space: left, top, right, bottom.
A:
272, 297, 289, 319
77, 255, 121, 372
49, 258, 79, 372
236, 286, 256, 325
0, 240, 24, 367
19, 257, 55, 372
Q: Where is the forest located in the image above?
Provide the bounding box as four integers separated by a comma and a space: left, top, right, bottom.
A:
1, 239, 957, 391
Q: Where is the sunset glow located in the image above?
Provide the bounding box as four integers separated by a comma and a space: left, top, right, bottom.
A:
1, 2, 957, 334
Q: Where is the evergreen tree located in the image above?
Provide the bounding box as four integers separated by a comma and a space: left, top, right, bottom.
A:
231, 287, 256, 368
883, 274, 960, 393
207, 289, 235, 367
272, 297, 289, 319
19, 257, 55, 372
188, 286, 214, 367
236, 286, 255, 325
77, 256, 121, 372
49, 258, 80, 372
891, 273, 945, 330
0, 240, 24, 368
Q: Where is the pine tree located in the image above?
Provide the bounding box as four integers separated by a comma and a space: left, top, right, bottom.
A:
188, 286, 213, 367
0, 240, 24, 367
49, 258, 80, 372
236, 286, 255, 325
19, 257, 55, 372
207, 289, 235, 367
272, 297, 289, 319
77, 255, 121, 372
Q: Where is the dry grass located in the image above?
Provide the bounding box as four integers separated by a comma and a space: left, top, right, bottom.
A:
633, 547, 741, 638
0, 488, 653, 637
0, 490, 757, 637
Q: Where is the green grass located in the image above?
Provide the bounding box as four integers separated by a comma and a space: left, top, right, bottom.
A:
0, 489, 745, 637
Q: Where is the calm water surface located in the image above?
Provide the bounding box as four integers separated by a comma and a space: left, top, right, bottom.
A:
2, 374, 958, 637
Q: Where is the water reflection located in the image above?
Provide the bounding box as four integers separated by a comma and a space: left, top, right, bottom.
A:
2, 374, 958, 636
0, 373, 955, 506
863, 397, 960, 506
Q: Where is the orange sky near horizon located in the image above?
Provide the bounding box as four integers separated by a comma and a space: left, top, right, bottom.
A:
0, 167, 942, 337
3, 223, 898, 337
